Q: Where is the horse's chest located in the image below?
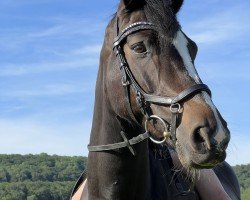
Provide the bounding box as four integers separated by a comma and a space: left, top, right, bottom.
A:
148, 147, 200, 200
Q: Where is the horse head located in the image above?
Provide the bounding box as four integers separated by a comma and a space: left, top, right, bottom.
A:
104, 0, 230, 169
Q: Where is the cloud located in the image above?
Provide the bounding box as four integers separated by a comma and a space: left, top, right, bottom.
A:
182, 6, 250, 45
0, 16, 105, 53
72, 44, 102, 55
0, 18, 103, 77
0, 58, 98, 76
27, 20, 105, 39
0, 0, 63, 6
197, 62, 250, 82
0, 83, 88, 98
0, 118, 91, 156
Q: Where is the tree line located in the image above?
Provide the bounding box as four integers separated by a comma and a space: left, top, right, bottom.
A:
0, 153, 249, 200
234, 164, 250, 199
0, 153, 86, 200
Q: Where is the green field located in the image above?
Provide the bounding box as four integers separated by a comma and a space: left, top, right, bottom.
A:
0, 154, 249, 200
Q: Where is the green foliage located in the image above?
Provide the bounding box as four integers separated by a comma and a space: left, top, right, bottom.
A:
234, 164, 250, 190
233, 164, 250, 200
0, 154, 87, 200
0, 181, 75, 200
242, 187, 250, 200
0, 154, 249, 199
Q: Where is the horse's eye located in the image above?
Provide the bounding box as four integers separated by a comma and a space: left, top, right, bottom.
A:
131, 42, 147, 54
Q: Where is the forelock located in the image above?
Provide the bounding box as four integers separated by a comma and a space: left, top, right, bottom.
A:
144, 0, 180, 50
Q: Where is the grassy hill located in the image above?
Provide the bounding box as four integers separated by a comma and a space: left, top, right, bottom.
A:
0, 154, 249, 200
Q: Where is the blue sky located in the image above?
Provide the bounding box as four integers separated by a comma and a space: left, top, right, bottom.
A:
0, 0, 249, 165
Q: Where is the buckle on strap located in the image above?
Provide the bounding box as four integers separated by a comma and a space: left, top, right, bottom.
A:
170, 103, 182, 114
87, 132, 150, 153
120, 131, 136, 156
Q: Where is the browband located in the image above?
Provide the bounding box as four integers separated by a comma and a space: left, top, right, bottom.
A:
113, 22, 155, 48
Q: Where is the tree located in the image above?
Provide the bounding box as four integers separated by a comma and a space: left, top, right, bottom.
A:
0, 168, 10, 182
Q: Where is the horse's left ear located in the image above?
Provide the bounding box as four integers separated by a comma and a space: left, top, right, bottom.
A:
171, 0, 184, 14
123, 0, 145, 11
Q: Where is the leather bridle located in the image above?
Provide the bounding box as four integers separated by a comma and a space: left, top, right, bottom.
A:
88, 19, 211, 155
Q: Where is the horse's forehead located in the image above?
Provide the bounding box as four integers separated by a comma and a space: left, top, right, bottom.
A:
119, 10, 147, 30
173, 30, 201, 83
130, 10, 147, 22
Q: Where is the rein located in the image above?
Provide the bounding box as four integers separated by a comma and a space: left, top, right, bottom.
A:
88, 19, 211, 154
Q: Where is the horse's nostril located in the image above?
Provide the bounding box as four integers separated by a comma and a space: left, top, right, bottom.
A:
194, 128, 205, 143
192, 127, 212, 152
199, 127, 212, 150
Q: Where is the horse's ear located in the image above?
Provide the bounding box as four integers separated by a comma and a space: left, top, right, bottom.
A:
171, 0, 184, 14
123, 0, 145, 11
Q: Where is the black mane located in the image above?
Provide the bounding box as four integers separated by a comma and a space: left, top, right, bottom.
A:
144, 0, 180, 41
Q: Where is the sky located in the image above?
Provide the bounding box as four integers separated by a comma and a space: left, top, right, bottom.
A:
0, 0, 249, 166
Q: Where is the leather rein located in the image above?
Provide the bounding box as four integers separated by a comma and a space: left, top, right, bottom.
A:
88, 19, 211, 155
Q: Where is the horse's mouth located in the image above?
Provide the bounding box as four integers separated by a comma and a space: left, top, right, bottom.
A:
176, 141, 227, 169
190, 150, 227, 169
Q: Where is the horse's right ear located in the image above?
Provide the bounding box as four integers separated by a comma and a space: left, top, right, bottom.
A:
123, 0, 145, 11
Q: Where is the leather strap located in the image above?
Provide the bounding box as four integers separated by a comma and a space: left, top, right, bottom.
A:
88, 131, 150, 152
121, 131, 136, 156
115, 46, 211, 106
171, 84, 211, 104
113, 22, 155, 48
170, 112, 178, 142
145, 84, 211, 105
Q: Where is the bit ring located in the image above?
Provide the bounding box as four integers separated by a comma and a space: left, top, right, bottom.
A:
145, 115, 170, 144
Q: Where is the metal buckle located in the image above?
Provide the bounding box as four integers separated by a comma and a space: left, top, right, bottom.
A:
122, 76, 130, 86
170, 103, 182, 113
145, 115, 171, 144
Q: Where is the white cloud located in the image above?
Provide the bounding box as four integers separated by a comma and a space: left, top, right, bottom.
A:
72, 44, 102, 55
0, 58, 98, 76
0, 118, 91, 156
0, 21, 103, 77
27, 20, 105, 39
0, 0, 63, 6
182, 6, 250, 45
0, 17, 105, 52
0, 83, 88, 98
197, 62, 250, 81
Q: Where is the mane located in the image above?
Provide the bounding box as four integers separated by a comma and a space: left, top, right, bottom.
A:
144, 0, 181, 50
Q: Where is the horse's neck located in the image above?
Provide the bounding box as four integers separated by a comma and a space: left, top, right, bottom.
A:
87, 84, 150, 200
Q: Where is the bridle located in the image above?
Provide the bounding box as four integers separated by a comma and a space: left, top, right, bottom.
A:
88, 18, 211, 155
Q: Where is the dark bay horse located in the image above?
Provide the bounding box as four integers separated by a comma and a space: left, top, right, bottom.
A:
71, 0, 240, 199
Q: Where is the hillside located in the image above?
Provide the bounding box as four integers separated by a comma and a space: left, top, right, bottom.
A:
0, 154, 249, 200
0, 154, 86, 200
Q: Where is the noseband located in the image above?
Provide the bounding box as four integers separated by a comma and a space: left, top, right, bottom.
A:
88, 19, 211, 155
